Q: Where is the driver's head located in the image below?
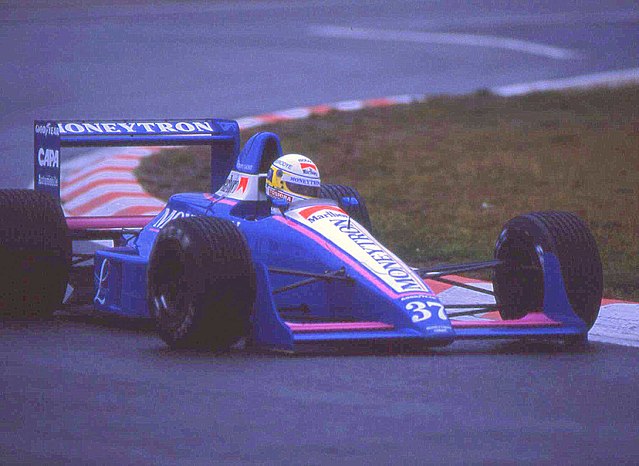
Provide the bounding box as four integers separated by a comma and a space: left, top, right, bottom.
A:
265, 154, 321, 204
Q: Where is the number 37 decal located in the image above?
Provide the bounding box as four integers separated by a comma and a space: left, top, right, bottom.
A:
405, 300, 446, 323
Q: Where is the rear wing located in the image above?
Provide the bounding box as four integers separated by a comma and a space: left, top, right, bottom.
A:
34, 119, 240, 200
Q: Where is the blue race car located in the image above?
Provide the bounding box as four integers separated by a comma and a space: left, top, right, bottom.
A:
0, 119, 603, 351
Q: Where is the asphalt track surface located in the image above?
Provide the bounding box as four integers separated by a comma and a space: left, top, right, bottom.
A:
1, 1, 639, 464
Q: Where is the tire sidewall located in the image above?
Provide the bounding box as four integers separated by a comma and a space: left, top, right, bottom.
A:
147, 216, 255, 350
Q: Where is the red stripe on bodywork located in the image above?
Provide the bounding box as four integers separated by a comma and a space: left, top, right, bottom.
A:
286, 321, 394, 332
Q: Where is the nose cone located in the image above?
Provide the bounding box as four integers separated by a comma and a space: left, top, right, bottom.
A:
401, 297, 455, 344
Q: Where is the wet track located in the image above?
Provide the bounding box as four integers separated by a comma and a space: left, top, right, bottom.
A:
3, 317, 639, 464
1, 1, 639, 463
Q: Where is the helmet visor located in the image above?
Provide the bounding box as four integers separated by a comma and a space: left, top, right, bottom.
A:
286, 182, 320, 198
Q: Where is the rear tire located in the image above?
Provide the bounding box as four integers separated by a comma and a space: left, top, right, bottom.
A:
147, 216, 256, 350
0, 189, 70, 318
320, 184, 373, 232
493, 211, 602, 329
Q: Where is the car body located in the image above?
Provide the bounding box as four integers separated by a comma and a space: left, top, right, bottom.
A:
27, 118, 598, 351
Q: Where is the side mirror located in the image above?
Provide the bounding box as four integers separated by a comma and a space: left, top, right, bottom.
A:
341, 196, 359, 208
271, 197, 289, 214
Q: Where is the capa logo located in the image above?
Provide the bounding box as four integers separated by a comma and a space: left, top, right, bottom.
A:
152, 208, 194, 229
37, 147, 59, 168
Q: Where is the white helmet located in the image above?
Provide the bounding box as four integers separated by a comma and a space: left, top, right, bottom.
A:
265, 154, 321, 203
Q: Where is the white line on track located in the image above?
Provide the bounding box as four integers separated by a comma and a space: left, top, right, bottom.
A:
492, 67, 639, 96
405, 11, 639, 29
309, 25, 580, 60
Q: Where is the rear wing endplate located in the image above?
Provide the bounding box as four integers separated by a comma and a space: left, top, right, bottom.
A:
34, 119, 240, 199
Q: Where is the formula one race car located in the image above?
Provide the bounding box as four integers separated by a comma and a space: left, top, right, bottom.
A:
0, 119, 603, 351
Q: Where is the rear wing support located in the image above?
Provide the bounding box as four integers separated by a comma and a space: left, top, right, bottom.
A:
34, 119, 240, 200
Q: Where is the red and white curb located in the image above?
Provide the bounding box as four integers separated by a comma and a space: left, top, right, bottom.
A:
57, 71, 639, 346
492, 67, 639, 96
62, 147, 165, 217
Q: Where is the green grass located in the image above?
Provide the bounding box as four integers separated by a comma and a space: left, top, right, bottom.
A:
136, 85, 639, 301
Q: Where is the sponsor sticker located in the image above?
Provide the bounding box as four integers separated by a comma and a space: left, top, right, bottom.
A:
37, 147, 59, 168
299, 205, 348, 223
151, 208, 194, 230
300, 162, 319, 176
266, 185, 294, 203
219, 172, 243, 194
94, 258, 110, 305
282, 173, 320, 186
288, 205, 431, 294
34, 121, 61, 198
216, 171, 257, 200
57, 120, 216, 135
274, 159, 294, 170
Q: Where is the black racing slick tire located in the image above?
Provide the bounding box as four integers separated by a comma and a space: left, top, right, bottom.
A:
493, 211, 603, 329
147, 216, 256, 350
0, 189, 71, 318
320, 184, 373, 233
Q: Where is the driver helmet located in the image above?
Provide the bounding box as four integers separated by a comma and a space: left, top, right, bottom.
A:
265, 154, 321, 203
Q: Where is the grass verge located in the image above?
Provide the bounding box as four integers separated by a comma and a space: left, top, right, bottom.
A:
136, 85, 639, 301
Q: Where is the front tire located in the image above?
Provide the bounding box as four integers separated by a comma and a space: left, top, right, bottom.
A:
147, 216, 256, 350
320, 183, 373, 232
493, 211, 602, 329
